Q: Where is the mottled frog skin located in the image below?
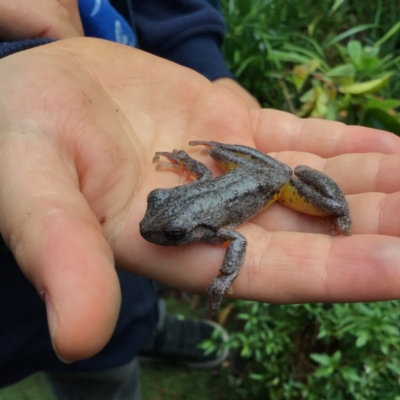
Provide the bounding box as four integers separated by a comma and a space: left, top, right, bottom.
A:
139, 141, 351, 314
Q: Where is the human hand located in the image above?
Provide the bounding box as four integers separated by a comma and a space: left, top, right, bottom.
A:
1, 38, 399, 362
0, 0, 83, 40
214, 77, 261, 108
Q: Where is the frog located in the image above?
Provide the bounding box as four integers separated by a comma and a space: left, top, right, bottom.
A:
139, 140, 351, 315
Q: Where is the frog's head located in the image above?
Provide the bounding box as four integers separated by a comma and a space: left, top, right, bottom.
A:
139, 188, 209, 246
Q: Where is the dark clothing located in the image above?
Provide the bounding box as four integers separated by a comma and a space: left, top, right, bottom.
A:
0, 0, 232, 81
1, 241, 157, 387
111, 0, 232, 80
0, 0, 231, 388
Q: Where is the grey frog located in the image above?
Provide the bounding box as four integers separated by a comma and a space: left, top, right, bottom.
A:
139, 140, 351, 314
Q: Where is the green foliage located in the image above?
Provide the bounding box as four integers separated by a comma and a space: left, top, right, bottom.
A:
202, 301, 400, 399
215, 2, 400, 398
222, 0, 400, 133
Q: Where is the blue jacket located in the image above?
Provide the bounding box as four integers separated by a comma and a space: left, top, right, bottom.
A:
0, 0, 230, 387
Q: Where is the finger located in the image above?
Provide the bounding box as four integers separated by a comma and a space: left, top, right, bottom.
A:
132, 225, 400, 305
238, 227, 400, 304
273, 152, 400, 195
251, 192, 400, 237
0, 135, 120, 362
252, 109, 400, 156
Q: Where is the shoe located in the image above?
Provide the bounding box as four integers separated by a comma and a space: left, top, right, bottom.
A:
139, 315, 229, 369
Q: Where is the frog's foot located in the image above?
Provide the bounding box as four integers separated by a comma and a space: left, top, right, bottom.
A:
154, 155, 191, 182
205, 228, 247, 315
153, 150, 212, 182
207, 274, 238, 315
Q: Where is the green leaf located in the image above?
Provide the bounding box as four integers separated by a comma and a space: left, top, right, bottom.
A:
233, 49, 241, 64
364, 98, 400, 111
314, 366, 335, 377
356, 332, 369, 347
340, 366, 360, 382
249, 373, 264, 381
347, 40, 363, 67
362, 108, 400, 135
363, 45, 380, 58
241, 344, 252, 357
387, 361, 400, 375
331, 351, 342, 364
327, 63, 356, 78
338, 74, 392, 94
292, 60, 319, 91
382, 324, 400, 336
380, 343, 389, 355
356, 55, 382, 74
327, 63, 356, 85
330, 0, 345, 14
324, 24, 376, 48
268, 50, 311, 64
325, 100, 338, 120
308, 14, 323, 36
375, 20, 400, 47
283, 44, 323, 64
235, 55, 258, 77
297, 87, 317, 117
312, 87, 329, 118
310, 353, 331, 366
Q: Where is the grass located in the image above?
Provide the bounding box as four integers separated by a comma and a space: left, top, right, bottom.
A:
222, 0, 400, 110
0, 364, 238, 400
141, 363, 238, 400
0, 374, 54, 400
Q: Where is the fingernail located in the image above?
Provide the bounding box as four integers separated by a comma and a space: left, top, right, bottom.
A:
44, 293, 72, 364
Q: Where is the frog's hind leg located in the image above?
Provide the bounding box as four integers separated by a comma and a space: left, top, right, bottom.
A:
153, 149, 213, 182
189, 140, 292, 174
279, 165, 351, 236
205, 228, 247, 315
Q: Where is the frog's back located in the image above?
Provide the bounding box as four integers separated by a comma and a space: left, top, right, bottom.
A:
168, 166, 290, 229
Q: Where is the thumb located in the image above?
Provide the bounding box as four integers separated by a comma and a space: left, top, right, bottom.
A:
0, 134, 120, 362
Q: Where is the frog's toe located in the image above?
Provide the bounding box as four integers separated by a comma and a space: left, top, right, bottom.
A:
207, 275, 233, 315
336, 214, 352, 236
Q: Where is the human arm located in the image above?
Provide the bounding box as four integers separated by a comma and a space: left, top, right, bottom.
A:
1, 38, 399, 364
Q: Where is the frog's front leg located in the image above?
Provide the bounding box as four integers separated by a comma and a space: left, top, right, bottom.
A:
153, 149, 213, 182
205, 228, 247, 315
279, 166, 351, 236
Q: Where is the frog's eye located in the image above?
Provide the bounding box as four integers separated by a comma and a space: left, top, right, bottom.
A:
164, 230, 185, 241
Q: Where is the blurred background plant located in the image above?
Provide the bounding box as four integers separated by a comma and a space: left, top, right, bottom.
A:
222, 0, 400, 133
200, 301, 400, 399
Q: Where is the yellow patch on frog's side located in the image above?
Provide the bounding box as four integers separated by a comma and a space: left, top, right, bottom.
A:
278, 182, 328, 216
214, 159, 239, 173
213, 151, 257, 173
259, 184, 286, 212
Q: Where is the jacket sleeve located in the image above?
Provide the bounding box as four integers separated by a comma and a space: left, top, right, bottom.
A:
0, 38, 53, 59
130, 0, 234, 81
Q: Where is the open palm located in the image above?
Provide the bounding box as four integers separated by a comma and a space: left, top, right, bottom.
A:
1, 38, 399, 361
